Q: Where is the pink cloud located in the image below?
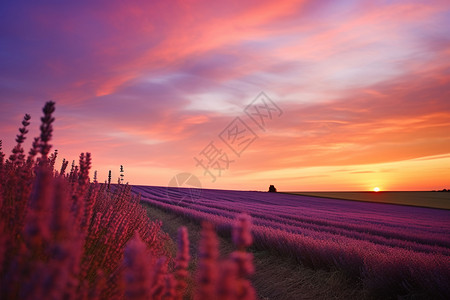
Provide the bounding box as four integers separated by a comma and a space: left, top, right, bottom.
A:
1, 0, 450, 190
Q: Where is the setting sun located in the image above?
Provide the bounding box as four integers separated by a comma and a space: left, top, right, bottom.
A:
374, 187, 380, 192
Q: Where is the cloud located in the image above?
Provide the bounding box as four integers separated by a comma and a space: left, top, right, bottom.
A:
1, 0, 450, 190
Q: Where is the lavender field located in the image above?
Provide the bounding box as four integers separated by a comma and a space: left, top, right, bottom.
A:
134, 185, 450, 298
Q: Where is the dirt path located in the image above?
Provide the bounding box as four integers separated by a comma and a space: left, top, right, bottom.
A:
143, 203, 371, 300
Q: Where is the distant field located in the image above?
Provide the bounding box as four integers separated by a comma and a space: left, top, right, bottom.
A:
134, 185, 450, 298
284, 191, 450, 209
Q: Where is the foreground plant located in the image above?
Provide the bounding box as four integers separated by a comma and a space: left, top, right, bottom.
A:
0, 101, 256, 299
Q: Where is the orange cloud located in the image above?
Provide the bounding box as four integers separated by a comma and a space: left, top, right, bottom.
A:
1, 0, 450, 191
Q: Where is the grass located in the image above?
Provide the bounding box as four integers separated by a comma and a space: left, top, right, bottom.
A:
142, 202, 371, 300
284, 191, 450, 209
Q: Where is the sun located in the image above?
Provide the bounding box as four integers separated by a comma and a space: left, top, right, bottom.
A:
373, 187, 380, 192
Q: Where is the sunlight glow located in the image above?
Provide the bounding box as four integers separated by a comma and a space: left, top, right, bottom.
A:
374, 187, 380, 192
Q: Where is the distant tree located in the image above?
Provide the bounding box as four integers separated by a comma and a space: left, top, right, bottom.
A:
268, 185, 277, 193
93, 170, 97, 183
120, 165, 124, 183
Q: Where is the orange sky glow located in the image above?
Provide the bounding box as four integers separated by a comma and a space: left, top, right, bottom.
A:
1, 0, 449, 191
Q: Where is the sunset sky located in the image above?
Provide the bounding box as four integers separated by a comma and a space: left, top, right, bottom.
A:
1, 0, 449, 191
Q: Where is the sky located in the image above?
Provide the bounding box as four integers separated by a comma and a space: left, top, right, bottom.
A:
1, 0, 449, 191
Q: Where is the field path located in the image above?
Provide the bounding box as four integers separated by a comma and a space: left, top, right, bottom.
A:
142, 203, 370, 300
